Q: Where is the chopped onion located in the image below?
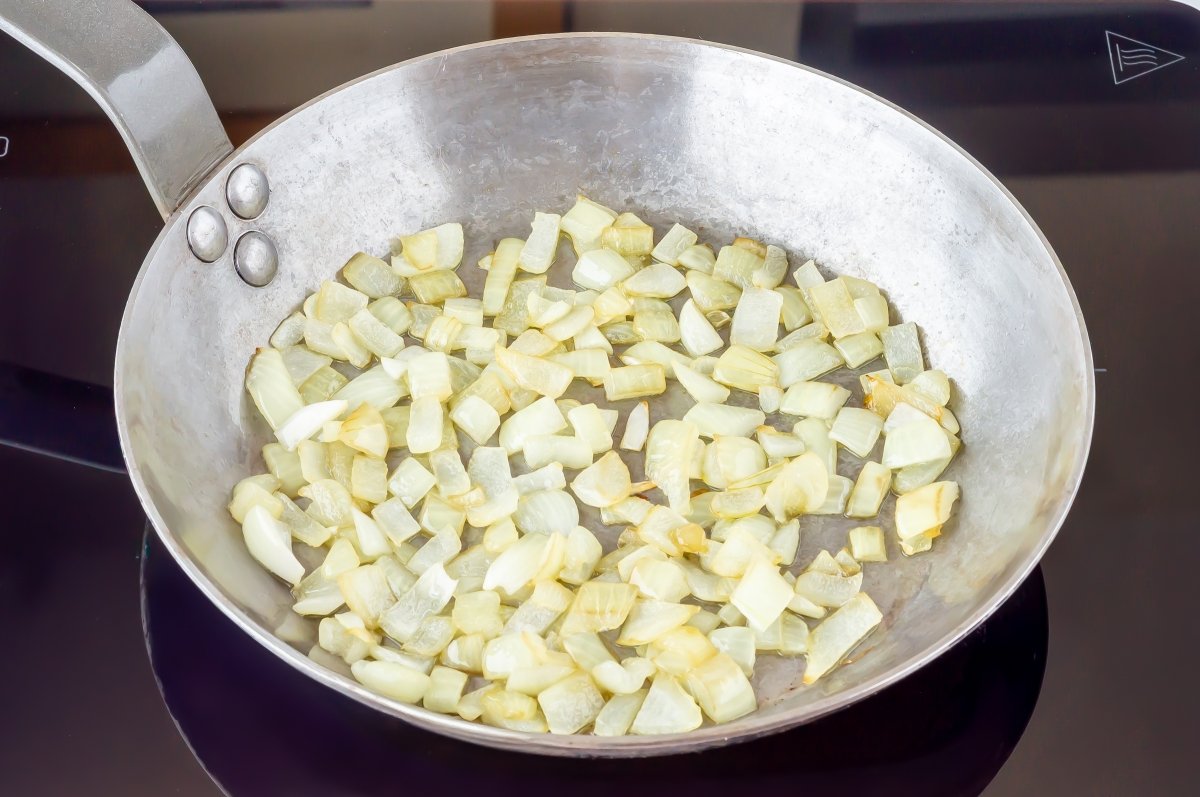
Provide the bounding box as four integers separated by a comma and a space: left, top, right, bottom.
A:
828, 407, 883, 458
895, 481, 959, 541
880, 322, 924, 384
604, 364, 666, 401
524, 435, 593, 470
780, 381, 851, 420
730, 287, 783, 351
243, 505, 305, 585
773, 339, 843, 387
686, 270, 742, 313
405, 396, 443, 454
631, 673, 702, 735
561, 195, 617, 251
803, 592, 881, 684
713, 245, 764, 289
499, 395, 566, 454
833, 331, 883, 369
712, 345, 779, 393
622, 262, 687, 298
644, 419, 700, 513
809, 277, 866, 339
683, 403, 764, 438
846, 461, 891, 518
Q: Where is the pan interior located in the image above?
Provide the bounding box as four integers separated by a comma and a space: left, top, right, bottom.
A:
116, 35, 1091, 755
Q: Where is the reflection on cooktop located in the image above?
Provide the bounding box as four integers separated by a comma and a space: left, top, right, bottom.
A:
141, 528, 1047, 797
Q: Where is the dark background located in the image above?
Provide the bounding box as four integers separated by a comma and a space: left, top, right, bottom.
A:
1, 2, 1198, 794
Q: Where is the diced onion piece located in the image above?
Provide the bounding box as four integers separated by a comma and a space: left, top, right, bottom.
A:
753, 245, 788, 289
630, 673, 702, 735
566, 403, 614, 455
280, 345, 331, 387
848, 526, 887, 562
480, 237, 522, 316
846, 461, 891, 518
243, 505, 305, 585
537, 672, 605, 735
499, 395, 566, 454
666, 363, 726, 406
592, 658, 655, 695
228, 474, 282, 524
864, 375, 945, 425
895, 481, 959, 541
270, 312, 306, 349
379, 563, 458, 643
519, 212, 561, 274
683, 403, 764, 438
525, 435, 593, 470
880, 322, 924, 384
833, 331, 883, 369
388, 457, 435, 507
276, 400, 347, 450
561, 195, 617, 251
779, 381, 851, 420
809, 277, 866, 339
514, 489, 579, 535
621, 262, 687, 298
422, 665, 469, 714
314, 280, 369, 324
769, 519, 801, 565
684, 651, 757, 723
609, 405, 648, 457
601, 212, 654, 256
812, 474, 852, 515
619, 341, 690, 376
337, 403, 388, 458
803, 592, 882, 684
730, 558, 793, 632
342, 252, 402, 298
645, 419, 700, 514
494, 276, 545, 336
395, 223, 463, 274
794, 569, 863, 608
410, 270, 467, 305
672, 243, 715, 276
350, 456, 387, 503
571, 451, 632, 508
730, 287, 783, 351
331, 321, 371, 368
756, 426, 807, 458
764, 451, 828, 522
351, 659, 430, 704
709, 627, 756, 677
828, 407, 883, 458
854, 294, 890, 332
448, 394, 501, 445
593, 690, 647, 737
512, 463, 566, 496
713, 245, 764, 289
604, 364, 666, 401
368, 296, 413, 336
562, 581, 639, 634
618, 600, 700, 646
495, 346, 573, 399
674, 298, 722, 358
882, 412, 952, 469
686, 270, 742, 313
773, 339, 843, 387
246, 348, 306, 430
650, 223, 698, 265
907, 369, 951, 406
630, 310, 679, 343
712, 345, 779, 393
400, 396, 440, 455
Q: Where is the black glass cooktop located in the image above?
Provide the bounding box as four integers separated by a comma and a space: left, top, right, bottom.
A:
2, 3, 1198, 795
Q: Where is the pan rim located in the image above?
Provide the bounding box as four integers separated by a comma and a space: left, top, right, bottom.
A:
115, 31, 1095, 756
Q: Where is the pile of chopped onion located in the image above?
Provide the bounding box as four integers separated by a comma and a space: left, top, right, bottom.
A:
234, 195, 962, 736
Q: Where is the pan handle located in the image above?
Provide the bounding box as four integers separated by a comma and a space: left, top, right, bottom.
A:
0, 0, 233, 219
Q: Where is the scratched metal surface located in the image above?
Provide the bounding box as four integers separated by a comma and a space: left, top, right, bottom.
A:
111, 35, 1091, 755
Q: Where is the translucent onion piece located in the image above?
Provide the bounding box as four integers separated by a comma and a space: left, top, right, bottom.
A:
524, 435, 593, 470
275, 400, 347, 450
449, 394, 501, 445
342, 252, 402, 298
764, 451, 828, 522
571, 451, 632, 508
880, 322, 925, 384
243, 505, 305, 585
881, 412, 952, 469
753, 245, 788, 289
730, 287, 783, 351
514, 489, 579, 535
907, 369, 951, 406
619, 401, 651, 451
683, 403, 765, 438
519, 212, 561, 274
773, 339, 844, 387
846, 461, 891, 518
270, 312, 306, 349
572, 246, 635, 291
560, 195, 617, 250
730, 557, 793, 632
538, 672, 605, 735
678, 244, 716, 274
794, 569, 863, 608
780, 381, 851, 420
495, 346, 573, 399
808, 277, 866, 339
895, 481, 959, 541
619, 263, 683, 300
604, 364, 666, 402
630, 673, 703, 735
405, 396, 443, 455
803, 592, 882, 684
562, 581, 639, 635
499, 395, 566, 454
712, 345, 778, 393
645, 419, 700, 514
713, 245, 764, 289
848, 526, 887, 562
246, 348, 306, 431
617, 600, 700, 646
686, 270, 742, 313
828, 407, 884, 458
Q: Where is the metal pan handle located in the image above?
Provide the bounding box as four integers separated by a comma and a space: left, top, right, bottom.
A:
0, 0, 233, 219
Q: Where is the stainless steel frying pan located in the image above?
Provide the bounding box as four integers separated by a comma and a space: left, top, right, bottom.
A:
0, 0, 1093, 756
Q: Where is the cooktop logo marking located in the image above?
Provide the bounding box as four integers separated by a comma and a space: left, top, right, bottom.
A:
1106, 31, 1185, 85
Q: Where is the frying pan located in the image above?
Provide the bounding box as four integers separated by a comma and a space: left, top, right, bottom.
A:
0, 0, 1093, 756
